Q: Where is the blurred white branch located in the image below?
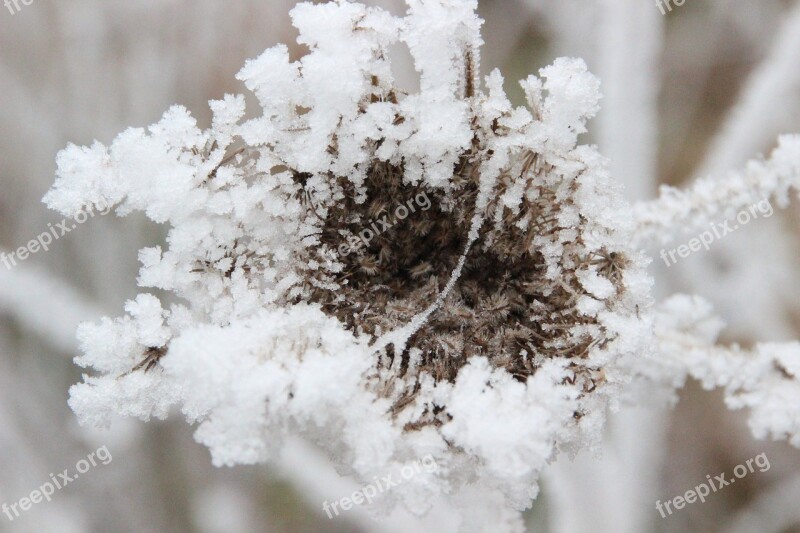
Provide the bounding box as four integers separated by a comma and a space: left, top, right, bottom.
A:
595, 0, 662, 201
699, 3, 800, 176
546, 407, 667, 533
0, 260, 103, 352
545, 4, 666, 533
278, 437, 459, 533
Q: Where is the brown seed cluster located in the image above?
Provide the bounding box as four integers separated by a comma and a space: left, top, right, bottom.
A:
295, 134, 627, 415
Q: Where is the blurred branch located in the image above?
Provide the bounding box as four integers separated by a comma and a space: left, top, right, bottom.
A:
545, 5, 665, 530
278, 437, 460, 533
0, 260, 103, 352
595, 0, 663, 201
698, 2, 800, 176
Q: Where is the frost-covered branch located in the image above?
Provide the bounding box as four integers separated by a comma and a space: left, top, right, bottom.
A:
652, 295, 800, 448
632, 135, 800, 247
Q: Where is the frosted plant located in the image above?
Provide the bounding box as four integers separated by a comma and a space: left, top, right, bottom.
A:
43, 0, 800, 527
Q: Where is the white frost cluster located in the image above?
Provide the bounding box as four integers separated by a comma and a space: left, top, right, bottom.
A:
43, 0, 800, 526
652, 295, 800, 448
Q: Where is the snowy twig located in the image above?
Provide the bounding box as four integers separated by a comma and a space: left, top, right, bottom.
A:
632, 135, 800, 247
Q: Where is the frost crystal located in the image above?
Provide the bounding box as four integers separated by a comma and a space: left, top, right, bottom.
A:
44, 0, 800, 524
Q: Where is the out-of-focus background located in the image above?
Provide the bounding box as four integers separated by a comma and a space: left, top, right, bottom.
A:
1, 1, 800, 531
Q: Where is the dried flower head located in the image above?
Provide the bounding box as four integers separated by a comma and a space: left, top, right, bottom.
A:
43, 0, 652, 512
43, 0, 800, 525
